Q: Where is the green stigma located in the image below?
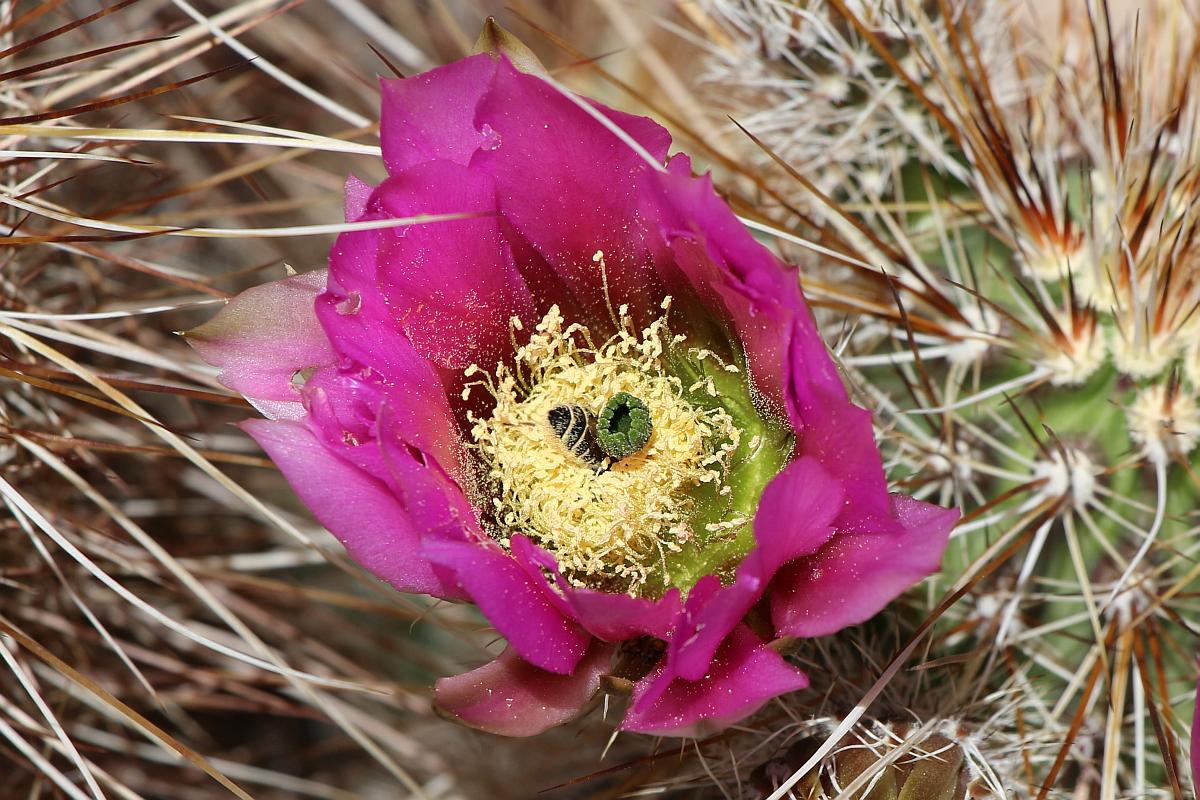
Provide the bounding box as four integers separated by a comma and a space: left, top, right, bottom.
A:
596, 392, 652, 459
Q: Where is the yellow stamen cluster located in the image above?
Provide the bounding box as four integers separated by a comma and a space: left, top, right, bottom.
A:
465, 299, 741, 592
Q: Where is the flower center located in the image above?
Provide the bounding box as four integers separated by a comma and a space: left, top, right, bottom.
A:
465, 300, 744, 593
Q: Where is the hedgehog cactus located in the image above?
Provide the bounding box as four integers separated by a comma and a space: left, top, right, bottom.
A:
695, 0, 1200, 795
695, 0, 1009, 203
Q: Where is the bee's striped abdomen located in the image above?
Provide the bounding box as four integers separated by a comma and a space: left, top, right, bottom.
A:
547, 404, 603, 465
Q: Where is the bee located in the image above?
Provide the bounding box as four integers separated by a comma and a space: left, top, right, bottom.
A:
548, 392, 653, 468
547, 404, 604, 465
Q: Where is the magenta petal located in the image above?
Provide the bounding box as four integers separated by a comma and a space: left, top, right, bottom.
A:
376, 388, 468, 490
666, 457, 843, 681
423, 539, 591, 675
321, 228, 451, 395
786, 314, 894, 525
636, 154, 899, 535
186, 270, 334, 421
380, 55, 499, 173
629, 576, 721, 716
243, 418, 456, 597
622, 625, 808, 736
374, 400, 482, 548
509, 535, 683, 641
300, 366, 385, 456
314, 289, 447, 403
771, 494, 958, 638
749, 457, 846, 575
371, 160, 534, 369
563, 585, 683, 642
472, 60, 673, 325
654, 155, 799, 409
436, 641, 613, 737
316, 239, 468, 486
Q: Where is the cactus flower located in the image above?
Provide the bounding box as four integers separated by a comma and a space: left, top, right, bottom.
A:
188, 51, 958, 737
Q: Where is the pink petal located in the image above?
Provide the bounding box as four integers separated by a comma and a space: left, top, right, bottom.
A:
747, 457, 846, 576
436, 641, 613, 737
665, 457, 843, 682
316, 233, 466, 485
374, 400, 482, 546
629, 576, 721, 716
472, 59, 674, 328
622, 625, 808, 736
423, 539, 592, 675
370, 159, 534, 369
561, 584, 683, 642
786, 316, 894, 526
186, 270, 333, 421
771, 494, 958, 638
380, 55, 500, 173
321, 229, 453, 394
242, 418, 457, 598
649, 154, 900, 529
297, 348, 465, 495
652, 155, 800, 411
509, 535, 683, 641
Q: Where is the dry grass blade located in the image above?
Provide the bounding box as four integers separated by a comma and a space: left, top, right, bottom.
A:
0, 620, 255, 800
0, 0, 142, 60
0, 62, 250, 126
